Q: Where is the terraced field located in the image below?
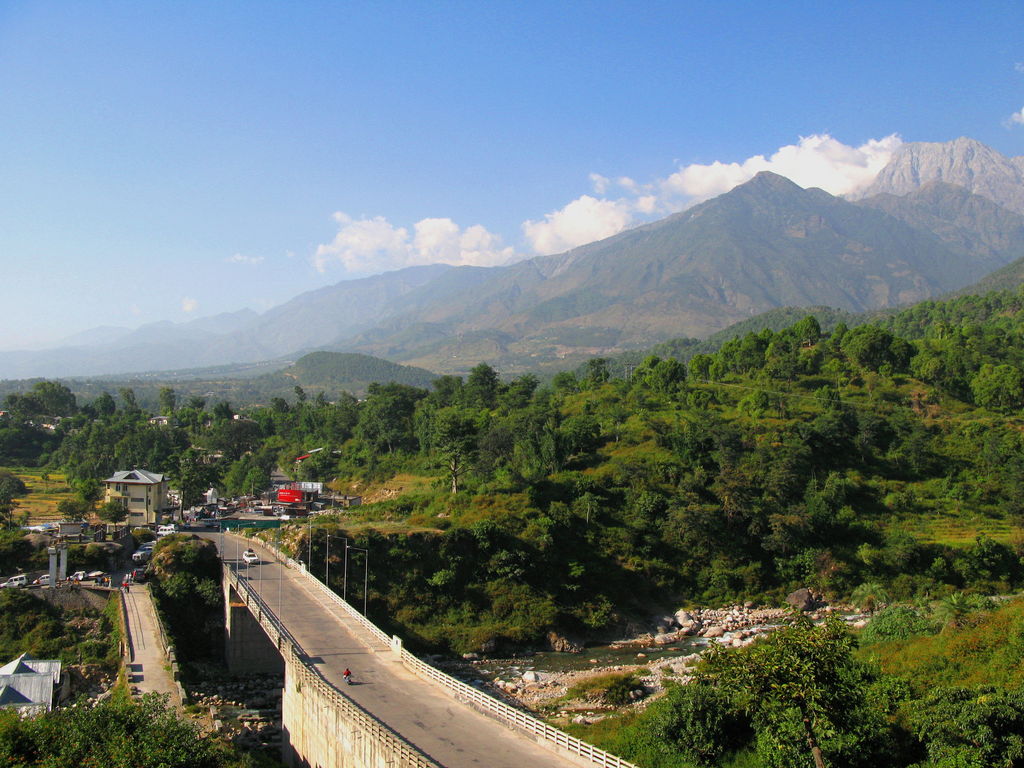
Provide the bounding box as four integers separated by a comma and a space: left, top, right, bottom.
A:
2, 467, 77, 524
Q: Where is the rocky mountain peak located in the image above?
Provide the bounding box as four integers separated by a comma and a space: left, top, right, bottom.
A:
850, 137, 1024, 215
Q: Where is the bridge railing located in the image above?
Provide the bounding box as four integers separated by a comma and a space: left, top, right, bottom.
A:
236, 533, 639, 768
224, 564, 442, 768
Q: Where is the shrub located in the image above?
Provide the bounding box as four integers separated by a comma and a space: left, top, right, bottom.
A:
860, 606, 937, 644
566, 672, 641, 706
615, 682, 752, 767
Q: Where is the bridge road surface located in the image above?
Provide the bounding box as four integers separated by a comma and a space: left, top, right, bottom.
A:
207, 532, 586, 768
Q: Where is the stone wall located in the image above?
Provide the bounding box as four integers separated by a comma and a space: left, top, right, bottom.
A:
27, 585, 112, 612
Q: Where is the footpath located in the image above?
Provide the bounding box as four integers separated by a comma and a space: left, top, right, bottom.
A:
121, 582, 182, 706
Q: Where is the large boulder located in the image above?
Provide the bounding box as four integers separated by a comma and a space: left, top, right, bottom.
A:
546, 631, 583, 654
702, 626, 725, 638
674, 609, 694, 626
654, 615, 677, 632
786, 588, 817, 612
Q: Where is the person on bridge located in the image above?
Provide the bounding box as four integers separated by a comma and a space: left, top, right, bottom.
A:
343, 668, 352, 684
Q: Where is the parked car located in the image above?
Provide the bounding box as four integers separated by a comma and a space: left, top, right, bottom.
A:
69, 571, 88, 582
32, 574, 50, 586
132, 549, 151, 563
241, 549, 259, 565
130, 567, 147, 583
1, 575, 27, 588
157, 524, 178, 537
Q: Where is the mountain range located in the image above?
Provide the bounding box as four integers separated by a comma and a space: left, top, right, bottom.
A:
6, 137, 1024, 380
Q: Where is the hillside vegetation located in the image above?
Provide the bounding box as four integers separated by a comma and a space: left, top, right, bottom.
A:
7, 287, 1024, 766
2, 288, 1024, 654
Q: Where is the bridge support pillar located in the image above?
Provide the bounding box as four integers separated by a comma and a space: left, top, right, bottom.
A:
224, 579, 285, 675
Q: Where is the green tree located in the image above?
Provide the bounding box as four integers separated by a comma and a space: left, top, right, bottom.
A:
794, 315, 822, 346
92, 392, 117, 416
175, 448, 218, 509
971, 363, 1024, 413
98, 499, 128, 525
0, 693, 224, 767
909, 686, 1024, 767
701, 614, 871, 768
433, 407, 479, 493
158, 386, 177, 416
617, 682, 752, 767
465, 362, 500, 408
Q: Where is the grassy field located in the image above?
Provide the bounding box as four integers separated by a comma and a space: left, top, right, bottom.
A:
2, 467, 77, 524
892, 508, 1018, 547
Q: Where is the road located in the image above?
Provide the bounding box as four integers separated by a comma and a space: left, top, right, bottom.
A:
209, 532, 585, 768
121, 582, 182, 705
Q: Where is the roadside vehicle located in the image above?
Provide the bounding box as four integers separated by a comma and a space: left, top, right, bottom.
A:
157, 524, 177, 537
241, 549, 259, 565
69, 570, 87, 582
1, 575, 27, 588
33, 574, 50, 586
130, 568, 147, 583
132, 549, 151, 563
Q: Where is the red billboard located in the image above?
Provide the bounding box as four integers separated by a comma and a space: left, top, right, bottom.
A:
277, 489, 303, 504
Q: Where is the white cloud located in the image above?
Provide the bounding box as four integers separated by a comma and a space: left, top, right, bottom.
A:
589, 173, 611, 194
1016, 62, 1024, 73
522, 195, 636, 255
519, 133, 901, 255
181, 297, 198, 313
313, 133, 903, 265
226, 253, 264, 265
1007, 107, 1024, 126
660, 134, 901, 203
313, 213, 515, 274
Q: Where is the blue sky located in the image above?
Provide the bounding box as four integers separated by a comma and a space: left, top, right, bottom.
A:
1, 1, 1022, 349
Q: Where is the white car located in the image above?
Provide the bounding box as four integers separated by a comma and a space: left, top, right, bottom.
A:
241, 549, 259, 565
33, 574, 50, 586
1, 575, 27, 588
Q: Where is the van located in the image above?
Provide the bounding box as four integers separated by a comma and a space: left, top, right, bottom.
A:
132, 549, 151, 563
157, 524, 177, 537
1, 575, 27, 588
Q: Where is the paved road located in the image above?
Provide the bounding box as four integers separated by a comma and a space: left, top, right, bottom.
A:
121, 582, 182, 705
211, 533, 583, 768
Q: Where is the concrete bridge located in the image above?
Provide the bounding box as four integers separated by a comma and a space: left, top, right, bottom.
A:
217, 534, 637, 768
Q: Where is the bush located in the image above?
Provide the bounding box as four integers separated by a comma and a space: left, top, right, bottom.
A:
614, 682, 752, 767
860, 606, 937, 644
0, 694, 224, 767
566, 672, 641, 706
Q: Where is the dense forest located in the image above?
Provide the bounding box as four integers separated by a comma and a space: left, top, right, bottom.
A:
7, 287, 1024, 765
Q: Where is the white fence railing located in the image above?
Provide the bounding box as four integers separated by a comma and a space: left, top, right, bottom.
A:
225, 564, 441, 768
234, 533, 638, 768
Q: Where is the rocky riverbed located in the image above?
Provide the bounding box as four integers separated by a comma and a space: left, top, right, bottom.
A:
437, 596, 868, 715
184, 674, 285, 754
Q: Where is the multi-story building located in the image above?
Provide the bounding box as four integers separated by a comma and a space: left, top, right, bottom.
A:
103, 468, 170, 526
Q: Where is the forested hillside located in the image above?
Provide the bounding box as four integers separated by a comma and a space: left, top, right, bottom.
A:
5, 289, 1024, 650
7, 288, 1024, 766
